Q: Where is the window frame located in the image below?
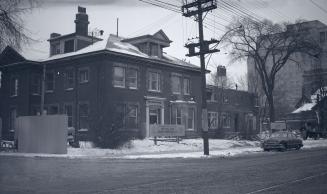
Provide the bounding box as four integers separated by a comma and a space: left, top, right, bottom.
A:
208, 112, 218, 129
64, 103, 74, 128
79, 67, 89, 84
65, 68, 75, 91
171, 73, 182, 94
186, 107, 195, 130
64, 39, 75, 53
221, 112, 231, 128
148, 71, 161, 92
31, 73, 41, 95
45, 71, 55, 93
10, 75, 19, 97
127, 68, 138, 89
183, 78, 191, 95
78, 102, 89, 131
113, 66, 126, 88
127, 104, 138, 128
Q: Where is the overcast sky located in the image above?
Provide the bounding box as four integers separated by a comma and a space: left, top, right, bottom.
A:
21, 0, 327, 86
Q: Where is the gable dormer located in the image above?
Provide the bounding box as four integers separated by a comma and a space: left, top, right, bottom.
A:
47, 6, 102, 56
122, 30, 172, 58
0, 46, 26, 66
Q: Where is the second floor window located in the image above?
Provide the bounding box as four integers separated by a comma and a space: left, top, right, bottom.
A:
79, 68, 89, 83
113, 66, 125, 88
31, 74, 41, 95
184, 78, 190, 95
171, 74, 182, 94
127, 69, 137, 89
10, 76, 19, 97
46, 72, 55, 92
65, 69, 75, 90
149, 72, 160, 92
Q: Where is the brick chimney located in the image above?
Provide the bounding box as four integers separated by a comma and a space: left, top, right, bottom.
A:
74, 6, 89, 36
216, 65, 227, 87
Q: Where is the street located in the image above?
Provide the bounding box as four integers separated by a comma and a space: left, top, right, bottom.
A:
1, 148, 327, 194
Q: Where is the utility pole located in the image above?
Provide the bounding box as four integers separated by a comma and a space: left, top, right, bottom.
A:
182, 0, 219, 155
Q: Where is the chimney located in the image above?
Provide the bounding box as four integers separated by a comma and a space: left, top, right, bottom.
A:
216, 65, 227, 88
74, 6, 89, 36
50, 33, 61, 39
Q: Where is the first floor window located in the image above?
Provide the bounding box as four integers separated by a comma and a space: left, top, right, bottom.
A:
171, 106, 195, 130
113, 66, 125, 88
9, 108, 17, 131
10, 76, 19, 96
208, 112, 218, 129
46, 72, 55, 92
31, 74, 41, 95
79, 68, 89, 83
79, 103, 89, 130
187, 107, 195, 130
221, 112, 231, 128
127, 105, 138, 128
64, 104, 73, 127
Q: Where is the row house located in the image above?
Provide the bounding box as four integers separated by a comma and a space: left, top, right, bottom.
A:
0, 7, 202, 140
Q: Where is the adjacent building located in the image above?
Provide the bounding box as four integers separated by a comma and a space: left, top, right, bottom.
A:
248, 20, 327, 121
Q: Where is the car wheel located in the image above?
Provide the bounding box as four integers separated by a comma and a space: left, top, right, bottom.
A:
295, 144, 301, 150
279, 144, 287, 152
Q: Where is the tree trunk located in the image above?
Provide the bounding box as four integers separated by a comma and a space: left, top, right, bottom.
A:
267, 95, 275, 122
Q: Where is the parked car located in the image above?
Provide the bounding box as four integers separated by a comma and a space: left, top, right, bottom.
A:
261, 131, 303, 151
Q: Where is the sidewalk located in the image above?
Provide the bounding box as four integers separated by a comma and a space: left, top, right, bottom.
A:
1, 139, 327, 159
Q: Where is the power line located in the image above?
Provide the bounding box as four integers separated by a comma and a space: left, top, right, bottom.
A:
309, 0, 327, 15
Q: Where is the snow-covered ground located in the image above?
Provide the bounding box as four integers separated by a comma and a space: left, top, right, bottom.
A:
1, 139, 327, 159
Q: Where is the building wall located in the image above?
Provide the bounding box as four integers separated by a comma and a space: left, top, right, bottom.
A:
0, 53, 203, 140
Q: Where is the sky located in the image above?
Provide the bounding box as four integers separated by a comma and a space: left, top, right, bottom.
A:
21, 0, 327, 88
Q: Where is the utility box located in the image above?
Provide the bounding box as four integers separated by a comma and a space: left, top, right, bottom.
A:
16, 115, 68, 154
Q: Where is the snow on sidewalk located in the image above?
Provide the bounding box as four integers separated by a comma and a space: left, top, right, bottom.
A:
1, 139, 327, 159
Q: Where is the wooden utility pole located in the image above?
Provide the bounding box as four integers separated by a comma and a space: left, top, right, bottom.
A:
182, 0, 219, 155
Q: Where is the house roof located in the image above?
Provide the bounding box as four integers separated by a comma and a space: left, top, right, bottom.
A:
41, 34, 200, 71
0, 46, 26, 66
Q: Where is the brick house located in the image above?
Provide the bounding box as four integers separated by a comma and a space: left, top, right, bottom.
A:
206, 66, 259, 139
0, 7, 202, 140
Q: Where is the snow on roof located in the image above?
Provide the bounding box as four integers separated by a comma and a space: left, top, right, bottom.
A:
310, 86, 327, 101
292, 102, 316, 113
35, 34, 199, 70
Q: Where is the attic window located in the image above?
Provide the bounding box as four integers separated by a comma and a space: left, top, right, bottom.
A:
51, 43, 60, 55
64, 39, 75, 53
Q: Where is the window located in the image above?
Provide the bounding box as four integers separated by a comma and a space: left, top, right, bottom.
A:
51, 43, 60, 55
64, 104, 73, 127
206, 91, 217, 102
127, 68, 138, 89
31, 74, 41, 95
187, 107, 195, 130
221, 112, 231, 128
10, 108, 17, 132
149, 71, 160, 92
64, 39, 74, 53
113, 66, 125, 88
171, 74, 182, 94
116, 104, 126, 128
45, 72, 55, 92
79, 68, 89, 83
65, 69, 75, 90
176, 107, 182, 125
184, 78, 190, 95
320, 31, 326, 42
223, 95, 229, 104
79, 103, 89, 130
10, 76, 18, 97
127, 105, 138, 128
208, 112, 218, 129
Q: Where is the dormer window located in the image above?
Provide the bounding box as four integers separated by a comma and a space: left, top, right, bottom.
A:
51, 43, 60, 55
64, 39, 75, 53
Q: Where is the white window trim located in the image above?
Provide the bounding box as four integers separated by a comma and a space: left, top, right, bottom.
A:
208, 111, 218, 129
10, 77, 18, 97
186, 107, 195, 131
172, 74, 182, 94
45, 71, 55, 93
127, 68, 138, 90
183, 78, 191, 95
149, 71, 161, 92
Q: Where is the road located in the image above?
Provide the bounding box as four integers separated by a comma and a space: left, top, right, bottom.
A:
1, 148, 327, 194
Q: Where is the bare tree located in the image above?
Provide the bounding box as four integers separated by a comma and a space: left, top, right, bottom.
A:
0, 0, 38, 52
223, 18, 321, 122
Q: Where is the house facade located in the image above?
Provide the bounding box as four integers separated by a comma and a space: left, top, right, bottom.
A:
0, 7, 202, 140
